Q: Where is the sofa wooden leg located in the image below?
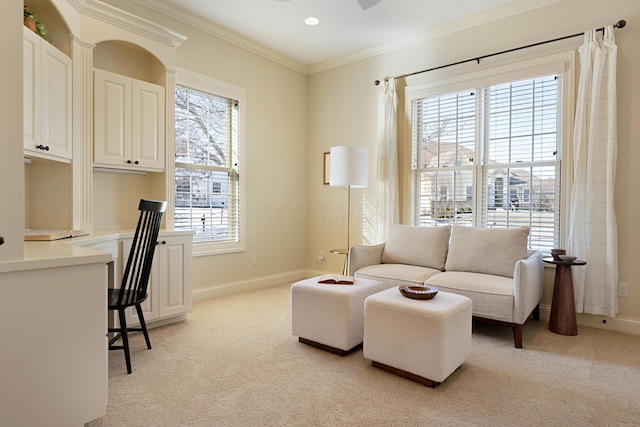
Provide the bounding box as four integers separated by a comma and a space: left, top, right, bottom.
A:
533, 304, 540, 321
472, 316, 528, 348
513, 324, 523, 348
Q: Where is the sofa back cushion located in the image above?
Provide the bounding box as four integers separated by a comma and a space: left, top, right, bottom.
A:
381, 224, 451, 270
445, 226, 529, 278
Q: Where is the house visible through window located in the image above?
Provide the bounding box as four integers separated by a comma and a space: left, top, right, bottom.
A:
174, 82, 240, 246
409, 64, 565, 253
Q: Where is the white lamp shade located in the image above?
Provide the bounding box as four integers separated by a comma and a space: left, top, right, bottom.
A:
329, 146, 368, 188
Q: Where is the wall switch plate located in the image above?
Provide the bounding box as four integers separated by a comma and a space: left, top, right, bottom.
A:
252, 254, 258, 265
618, 282, 629, 297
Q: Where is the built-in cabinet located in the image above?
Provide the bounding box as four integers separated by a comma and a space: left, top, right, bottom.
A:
23, 26, 72, 162
94, 68, 165, 171
13, 2, 184, 424
118, 232, 192, 326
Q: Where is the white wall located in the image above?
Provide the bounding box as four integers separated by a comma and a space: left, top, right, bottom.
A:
308, 0, 640, 330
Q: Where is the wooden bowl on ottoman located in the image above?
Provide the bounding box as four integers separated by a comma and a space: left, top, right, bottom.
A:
399, 285, 438, 300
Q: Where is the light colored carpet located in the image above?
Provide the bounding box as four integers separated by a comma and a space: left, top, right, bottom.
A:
87, 283, 640, 426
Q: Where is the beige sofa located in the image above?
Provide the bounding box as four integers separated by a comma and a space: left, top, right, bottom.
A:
348, 224, 544, 348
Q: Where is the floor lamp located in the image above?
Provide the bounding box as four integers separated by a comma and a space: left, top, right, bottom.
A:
329, 146, 369, 261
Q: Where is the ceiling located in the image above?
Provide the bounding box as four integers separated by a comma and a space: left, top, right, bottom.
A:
133, 0, 557, 68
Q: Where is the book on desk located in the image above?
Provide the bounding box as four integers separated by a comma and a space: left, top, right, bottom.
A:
24, 229, 89, 241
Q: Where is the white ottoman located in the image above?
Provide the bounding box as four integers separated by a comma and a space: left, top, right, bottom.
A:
291, 277, 383, 355
364, 287, 472, 387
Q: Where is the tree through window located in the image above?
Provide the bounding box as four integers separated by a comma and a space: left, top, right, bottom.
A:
174, 84, 240, 244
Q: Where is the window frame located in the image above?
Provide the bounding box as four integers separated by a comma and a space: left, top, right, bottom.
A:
405, 52, 575, 252
173, 68, 246, 256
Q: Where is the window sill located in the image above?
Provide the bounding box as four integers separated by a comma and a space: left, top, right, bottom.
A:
192, 241, 244, 257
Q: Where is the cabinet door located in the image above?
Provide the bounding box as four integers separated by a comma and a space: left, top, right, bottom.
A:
94, 70, 132, 168
23, 28, 39, 153
157, 235, 192, 318
132, 80, 165, 171
23, 28, 72, 162
117, 233, 191, 327
40, 41, 72, 160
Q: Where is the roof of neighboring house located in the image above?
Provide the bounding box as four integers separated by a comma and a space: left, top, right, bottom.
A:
421, 141, 475, 168
421, 141, 557, 189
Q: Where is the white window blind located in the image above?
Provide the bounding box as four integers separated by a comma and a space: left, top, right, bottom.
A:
411, 74, 562, 253
174, 85, 240, 244
412, 89, 477, 226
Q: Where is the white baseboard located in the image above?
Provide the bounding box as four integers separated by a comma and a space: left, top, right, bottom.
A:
192, 270, 310, 302
539, 304, 640, 336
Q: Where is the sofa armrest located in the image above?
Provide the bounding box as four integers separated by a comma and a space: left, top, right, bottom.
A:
348, 244, 385, 276
512, 250, 544, 324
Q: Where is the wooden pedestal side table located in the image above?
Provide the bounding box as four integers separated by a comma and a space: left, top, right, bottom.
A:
543, 257, 587, 336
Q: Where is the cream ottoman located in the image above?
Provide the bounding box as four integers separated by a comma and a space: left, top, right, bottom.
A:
364, 287, 472, 387
291, 277, 383, 355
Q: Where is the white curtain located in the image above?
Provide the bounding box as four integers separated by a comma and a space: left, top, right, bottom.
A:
375, 78, 399, 244
567, 26, 619, 316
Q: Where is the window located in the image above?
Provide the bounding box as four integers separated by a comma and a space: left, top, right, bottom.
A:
174, 70, 245, 253
408, 54, 573, 253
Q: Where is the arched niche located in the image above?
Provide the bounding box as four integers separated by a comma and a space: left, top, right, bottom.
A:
93, 40, 166, 87
24, 0, 73, 56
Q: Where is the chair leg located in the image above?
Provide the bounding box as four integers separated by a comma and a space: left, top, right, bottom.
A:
136, 304, 152, 350
117, 309, 132, 374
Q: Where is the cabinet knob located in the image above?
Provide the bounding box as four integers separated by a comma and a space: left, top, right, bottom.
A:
156, 240, 166, 245
134, 161, 139, 165
126, 160, 132, 164
36, 144, 50, 151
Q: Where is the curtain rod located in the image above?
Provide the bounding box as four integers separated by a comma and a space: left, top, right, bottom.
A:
374, 19, 626, 86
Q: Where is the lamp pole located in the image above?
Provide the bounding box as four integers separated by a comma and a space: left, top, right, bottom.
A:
346, 185, 351, 253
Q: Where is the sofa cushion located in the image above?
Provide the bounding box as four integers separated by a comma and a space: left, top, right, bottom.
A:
380, 224, 450, 270
426, 271, 515, 322
445, 226, 529, 278
355, 264, 442, 289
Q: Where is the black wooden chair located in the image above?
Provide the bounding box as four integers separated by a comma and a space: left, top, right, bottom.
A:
108, 199, 167, 374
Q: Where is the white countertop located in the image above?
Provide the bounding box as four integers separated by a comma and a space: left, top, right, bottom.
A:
0, 229, 193, 274
0, 242, 112, 274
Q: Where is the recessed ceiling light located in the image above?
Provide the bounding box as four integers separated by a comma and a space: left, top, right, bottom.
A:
305, 17, 320, 26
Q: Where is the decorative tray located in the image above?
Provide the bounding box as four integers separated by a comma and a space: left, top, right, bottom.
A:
399, 285, 439, 300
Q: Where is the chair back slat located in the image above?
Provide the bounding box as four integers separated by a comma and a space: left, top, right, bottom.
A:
118, 199, 167, 306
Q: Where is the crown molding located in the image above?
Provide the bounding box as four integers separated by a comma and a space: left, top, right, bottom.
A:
78, 0, 187, 48
131, 0, 309, 74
